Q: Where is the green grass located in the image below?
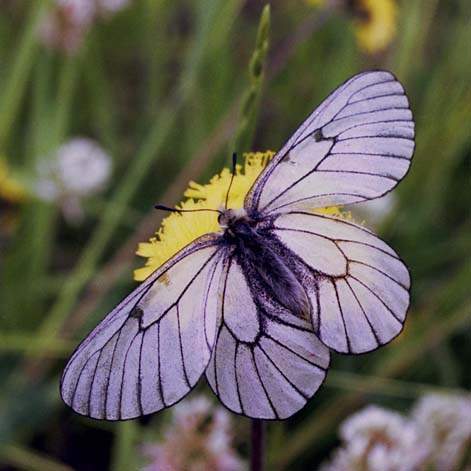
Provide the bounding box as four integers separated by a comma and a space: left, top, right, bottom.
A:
0, 0, 469, 469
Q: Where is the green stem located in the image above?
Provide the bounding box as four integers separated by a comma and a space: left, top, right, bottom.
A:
0, 333, 72, 356
325, 370, 467, 399
0, 1, 48, 149
0, 444, 74, 471
27, 54, 79, 317
83, 35, 118, 157
110, 422, 138, 471
52, 55, 81, 145
230, 4, 270, 154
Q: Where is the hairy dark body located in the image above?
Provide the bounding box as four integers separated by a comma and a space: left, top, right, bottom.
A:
218, 208, 310, 320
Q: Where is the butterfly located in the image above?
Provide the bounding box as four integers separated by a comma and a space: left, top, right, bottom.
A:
61, 70, 414, 420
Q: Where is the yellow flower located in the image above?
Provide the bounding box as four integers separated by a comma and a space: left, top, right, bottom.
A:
134, 151, 352, 281
304, 0, 398, 54
0, 158, 29, 203
352, 0, 398, 54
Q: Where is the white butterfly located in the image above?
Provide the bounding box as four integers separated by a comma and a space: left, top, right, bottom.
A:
61, 70, 414, 420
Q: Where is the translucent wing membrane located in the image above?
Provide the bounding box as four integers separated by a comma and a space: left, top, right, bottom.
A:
246, 70, 414, 214
61, 236, 223, 420
273, 212, 410, 354
206, 257, 330, 419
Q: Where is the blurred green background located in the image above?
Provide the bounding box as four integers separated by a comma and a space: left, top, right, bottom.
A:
0, 0, 469, 470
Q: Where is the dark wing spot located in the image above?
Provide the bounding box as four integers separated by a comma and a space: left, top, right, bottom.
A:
130, 306, 144, 319
313, 128, 324, 142
282, 153, 291, 163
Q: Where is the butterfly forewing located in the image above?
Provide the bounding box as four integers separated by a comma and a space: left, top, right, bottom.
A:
61, 235, 223, 420
245, 70, 414, 214
206, 256, 330, 420
272, 211, 410, 353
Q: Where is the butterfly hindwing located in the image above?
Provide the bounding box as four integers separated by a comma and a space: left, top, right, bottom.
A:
272, 211, 410, 354
61, 235, 223, 420
245, 70, 414, 214
206, 256, 330, 419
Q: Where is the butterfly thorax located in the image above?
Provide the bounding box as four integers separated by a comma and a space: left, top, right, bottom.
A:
218, 207, 310, 321
218, 207, 251, 234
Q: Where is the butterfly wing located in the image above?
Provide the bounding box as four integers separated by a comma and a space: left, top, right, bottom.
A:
61, 234, 225, 420
245, 70, 414, 214
271, 211, 410, 353
205, 256, 330, 419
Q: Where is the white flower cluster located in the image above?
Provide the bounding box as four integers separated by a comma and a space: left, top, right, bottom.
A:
35, 137, 111, 222
142, 396, 244, 471
412, 394, 471, 471
321, 393, 471, 471
39, 0, 131, 54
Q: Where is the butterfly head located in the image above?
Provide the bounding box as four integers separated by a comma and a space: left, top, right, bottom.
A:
218, 207, 257, 239
218, 207, 249, 230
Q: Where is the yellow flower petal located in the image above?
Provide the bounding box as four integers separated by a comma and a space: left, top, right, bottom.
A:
134, 150, 354, 281
134, 266, 157, 281
0, 158, 29, 203
353, 0, 397, 54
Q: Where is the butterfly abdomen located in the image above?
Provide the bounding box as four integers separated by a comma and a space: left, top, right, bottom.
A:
229, 221, 310, 321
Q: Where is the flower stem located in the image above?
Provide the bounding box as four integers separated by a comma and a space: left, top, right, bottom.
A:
250, 419, 265, 471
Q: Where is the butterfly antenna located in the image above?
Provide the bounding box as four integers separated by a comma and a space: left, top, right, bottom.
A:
154, 204, 221, 214
224, 152, 237, 209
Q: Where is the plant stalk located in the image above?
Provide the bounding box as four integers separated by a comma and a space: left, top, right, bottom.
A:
250, 419, 265, 471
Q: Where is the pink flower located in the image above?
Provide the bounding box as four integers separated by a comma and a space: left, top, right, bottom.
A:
412, 393, 471, 471
142, 396, 244, 471
39, 0, 131, 54
321, 406, 431, 471
39, 0, 96, 54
